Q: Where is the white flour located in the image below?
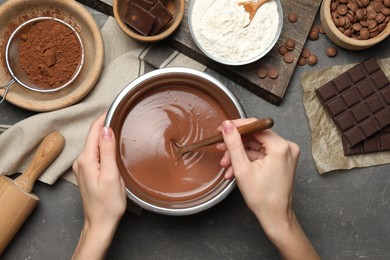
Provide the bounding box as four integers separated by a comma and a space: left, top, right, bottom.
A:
190, 0, 279, 63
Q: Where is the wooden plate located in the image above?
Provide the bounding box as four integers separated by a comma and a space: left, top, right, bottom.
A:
0, 0, 104, 112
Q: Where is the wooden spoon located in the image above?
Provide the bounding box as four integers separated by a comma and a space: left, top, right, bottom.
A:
238, 0, 270, 27
171, 117, 274, 158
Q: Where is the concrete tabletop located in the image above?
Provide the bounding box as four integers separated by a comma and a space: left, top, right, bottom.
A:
1, 0, 389, 259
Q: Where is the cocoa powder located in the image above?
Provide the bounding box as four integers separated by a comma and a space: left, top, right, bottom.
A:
18, 19, 82, 89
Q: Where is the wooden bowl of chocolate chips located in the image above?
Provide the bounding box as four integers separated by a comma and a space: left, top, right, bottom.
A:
320, 0, 390, 50
114, 0, 184, 42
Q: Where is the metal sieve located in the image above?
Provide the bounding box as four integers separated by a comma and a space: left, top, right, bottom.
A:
0, 17, 84, 103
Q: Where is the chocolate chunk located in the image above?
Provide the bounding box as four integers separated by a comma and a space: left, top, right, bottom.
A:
128, 0, 154, 10
124, 2, 156, 36
43, 49, 56, 67
149, 1, 173, 35
316, 57, 390, 147
342, 125, 390, 155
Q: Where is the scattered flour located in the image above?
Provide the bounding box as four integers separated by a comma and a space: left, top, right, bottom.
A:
190, 0, 280, 64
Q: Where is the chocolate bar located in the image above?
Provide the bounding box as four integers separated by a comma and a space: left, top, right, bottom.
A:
342, 125, 390, 156
149, 1, 173, 35
316, 57, 390, 148
124, 2, 156, 36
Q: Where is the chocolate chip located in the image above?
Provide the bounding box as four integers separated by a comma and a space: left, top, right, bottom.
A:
257, 67, 267, 79
288, 13, 298, 23
375, 2, 385, 12
337, 4, 348, 15
325, 46, 338, 57
360, 27, 370, 39
285, 38, 296, 51
268, 67, 279, 79
283, 52, 294, 63
307, 54, 318, 66
124, 2, 156, 36
301, 47, 311, 58
309, 30, 319, 40
278, 45, 288, 55
352, 22, 363, 31
298, 56, 307, 66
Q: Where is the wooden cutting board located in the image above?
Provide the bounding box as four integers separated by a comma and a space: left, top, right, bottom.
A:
77, 0, 322, 105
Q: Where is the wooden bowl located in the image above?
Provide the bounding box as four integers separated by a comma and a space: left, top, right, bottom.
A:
113, 0, 184, 43
0, 0, 104, 112
320, 0, 390, 50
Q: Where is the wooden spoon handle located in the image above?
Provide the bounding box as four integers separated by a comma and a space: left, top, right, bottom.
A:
179, 118, 274, 154
14, 132, 65, 193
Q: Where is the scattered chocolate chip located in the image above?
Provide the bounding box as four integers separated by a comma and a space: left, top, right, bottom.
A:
268, 67, 279, 79
325, 46, 338, 57
283, 52, 294, 63
288, 13, 298, 23
149, 1, 174, 35
301, 47, 311, 58
307, 54, 318, 65
123, 0, 173, 36
298, 56, 307, 66
278, 45, 288, 55
285, 38, 296, 51
309, 30, 319, 40
257, 67, 267, 79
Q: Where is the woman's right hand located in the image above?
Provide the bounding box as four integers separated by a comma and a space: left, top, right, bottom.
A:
217, 118, 319, 260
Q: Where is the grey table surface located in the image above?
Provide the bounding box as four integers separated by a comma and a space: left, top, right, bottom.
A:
1, 1, 390, 259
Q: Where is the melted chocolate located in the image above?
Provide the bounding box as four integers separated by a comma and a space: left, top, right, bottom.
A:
120, 86, 229, 202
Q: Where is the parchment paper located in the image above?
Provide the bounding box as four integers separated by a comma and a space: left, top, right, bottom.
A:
301, 58, 390, 174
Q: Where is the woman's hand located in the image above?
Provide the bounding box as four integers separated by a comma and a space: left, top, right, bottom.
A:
217, 118, 319, 260
72, 114, 126, 260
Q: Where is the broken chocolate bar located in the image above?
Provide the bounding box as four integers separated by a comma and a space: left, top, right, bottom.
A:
124, 2, 156, 36
342, 125, 390, 156
316, 57, 390, 148
149, 1, 173, 35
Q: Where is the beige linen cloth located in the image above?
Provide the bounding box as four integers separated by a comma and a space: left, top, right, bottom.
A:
302, 58, 390, 174
0, 17, 205, 185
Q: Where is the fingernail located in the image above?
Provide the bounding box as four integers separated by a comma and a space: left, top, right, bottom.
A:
101, 127, 112, 139
222, 120, 234, 134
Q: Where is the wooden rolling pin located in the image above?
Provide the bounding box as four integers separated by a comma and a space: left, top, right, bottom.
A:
0, 131, 65, 255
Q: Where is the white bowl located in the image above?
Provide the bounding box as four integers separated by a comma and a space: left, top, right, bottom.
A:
188, 0, 283, 66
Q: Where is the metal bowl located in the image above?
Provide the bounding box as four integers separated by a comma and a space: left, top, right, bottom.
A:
105, 68, 246, 215
188, 0, 283, 66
